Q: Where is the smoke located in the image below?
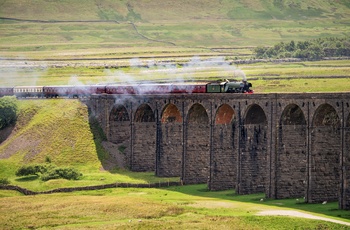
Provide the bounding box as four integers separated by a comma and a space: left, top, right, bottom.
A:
102, 56, 247, 86
68, 74, 83, 85
100, 56, 248, 105
233, 69, 247, 81
0, 59, 47, 87
129, 58, 143, 68
174, 56, 246, 82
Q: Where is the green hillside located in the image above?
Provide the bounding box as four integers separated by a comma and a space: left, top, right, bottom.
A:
1, 0, 349, 58
1, 0, 349, 22
0, 100, 101, 178
0, 100, 98, 165
0, 99, 179, 191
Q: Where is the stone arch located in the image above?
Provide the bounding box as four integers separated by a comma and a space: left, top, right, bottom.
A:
110, 104, 130, 122
211, 104, 237, 190
161, 103, 182, 123
132, 103, 156, 172
276, 104, 307, 199
188, 103, 209, 124
309, 103, 340, 203
134, 104, 155, 122
280, 104, 306, 125
184, 103, 210, 184
215, 104, 235, 125
158, 103, 183, 177
239, 103, 267, 195
109, 104, 130, 144
313, 103, 340, 127
245, 104, 267, 124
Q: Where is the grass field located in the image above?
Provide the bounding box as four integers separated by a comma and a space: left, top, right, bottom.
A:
1, 184, 350, 229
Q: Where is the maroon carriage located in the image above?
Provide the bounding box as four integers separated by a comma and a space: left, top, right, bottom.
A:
105, 84, 138, 94
43, 85, 75, 98
137, 83, 172, 94
170, 82, 207, 94
0, 87, 14, 97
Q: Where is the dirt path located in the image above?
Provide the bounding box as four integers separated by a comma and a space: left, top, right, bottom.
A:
257, 210, 350, 226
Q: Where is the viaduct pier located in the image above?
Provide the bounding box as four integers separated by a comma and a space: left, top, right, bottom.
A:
88, 92, 350, 209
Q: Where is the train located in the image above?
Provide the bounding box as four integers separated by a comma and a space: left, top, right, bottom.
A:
0, 80, 253, 98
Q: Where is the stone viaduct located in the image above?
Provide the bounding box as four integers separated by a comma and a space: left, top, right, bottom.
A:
88, 92, 350, 210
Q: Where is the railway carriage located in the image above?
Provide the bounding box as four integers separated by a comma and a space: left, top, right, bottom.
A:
72, 85, 106, 98
105, 85, 138, 94
43, 85, 107, 98
0, 87, 14, 97
170, 82, 208, 94
137, 83, 172, 94
43, 86, 75, 98
14, 86, 44, 98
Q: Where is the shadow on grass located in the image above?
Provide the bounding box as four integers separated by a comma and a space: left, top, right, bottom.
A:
88, 113, 114, 172
0, 125, 15, 145
162, 184, 350, 221
15, 175, 39, 182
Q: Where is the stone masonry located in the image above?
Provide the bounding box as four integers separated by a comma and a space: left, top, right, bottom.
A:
88, 92, 350, 210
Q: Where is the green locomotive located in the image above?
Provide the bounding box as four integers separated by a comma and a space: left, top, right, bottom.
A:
206, 79, 253, 93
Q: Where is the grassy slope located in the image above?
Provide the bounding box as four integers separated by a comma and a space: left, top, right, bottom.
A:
0, 0, 349, 54
0, 99, 178, 191
0, 99, 100, 167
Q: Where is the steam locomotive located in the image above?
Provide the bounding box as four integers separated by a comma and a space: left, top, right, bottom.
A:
0, 80, 253, 98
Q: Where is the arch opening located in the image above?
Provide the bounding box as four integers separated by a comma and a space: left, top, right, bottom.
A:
239, 103, 267, 195
245, 104, 267, 125
313, 104, 340, 127
158, 103, 183, 177
134, 104, 155, 122
215, 104, 235, 125
187, 103, 209, 124
277, 103, 307, 199
108, 104, 131, 147
309, 103, 340, 203
184, 103, 210, 184
161, 104, 182, 123
110, 105, 130, 122
211, 104, 237, 190
280, 104, 306, 125
132, 103, 156, 172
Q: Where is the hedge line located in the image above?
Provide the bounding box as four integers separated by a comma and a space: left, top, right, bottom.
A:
0, 181, 182, 195
254, 37, 350, 60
